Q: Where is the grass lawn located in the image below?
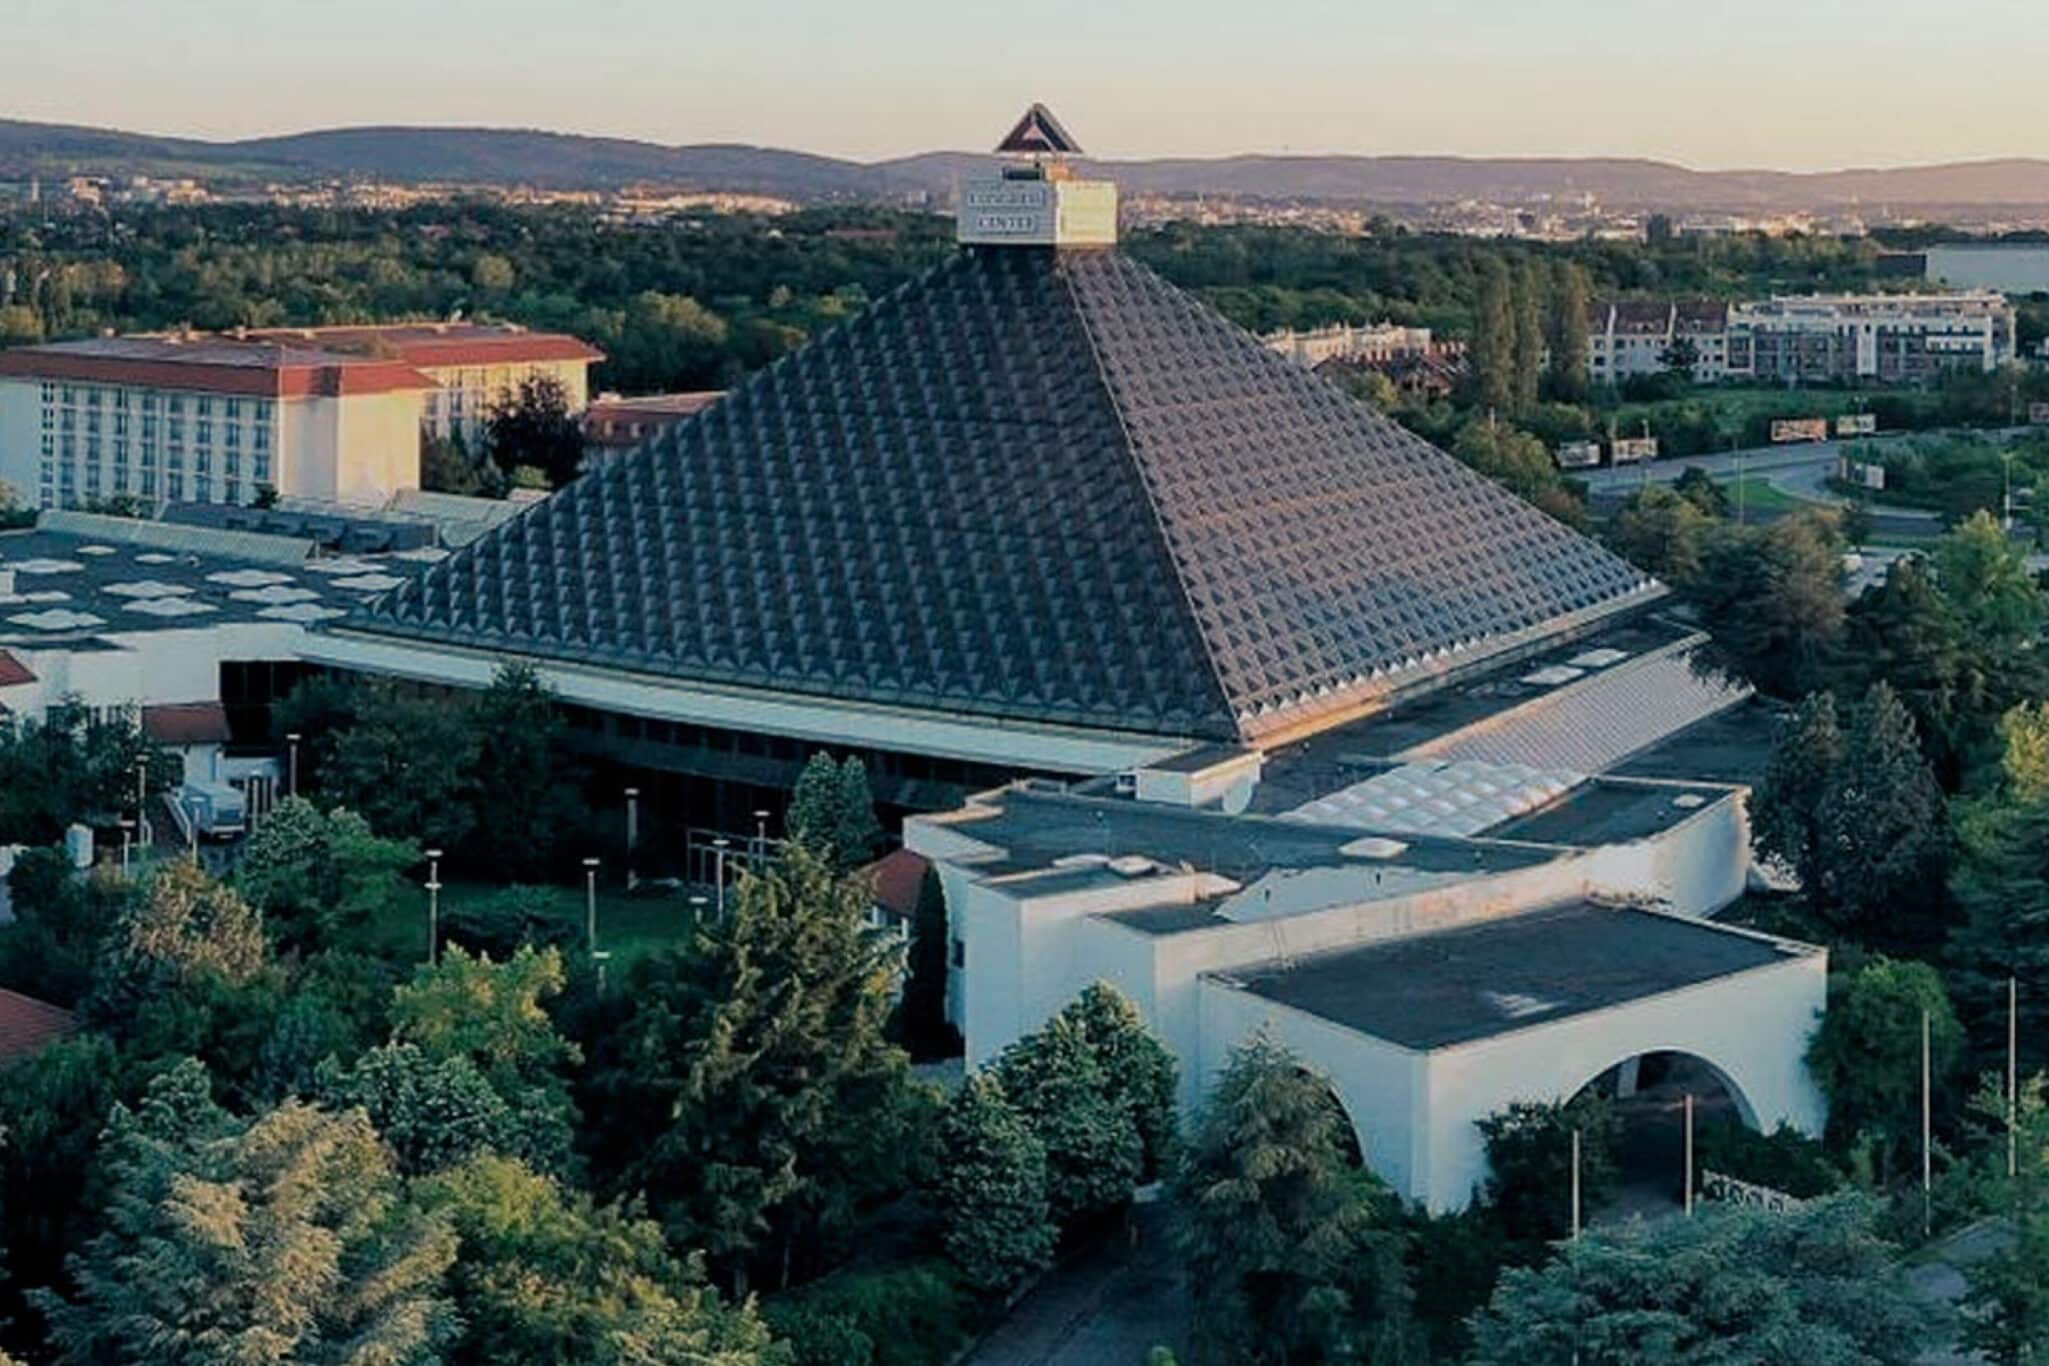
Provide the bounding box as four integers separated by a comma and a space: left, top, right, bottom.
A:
358, 878, 709, 966
1714, 474, 1808, 515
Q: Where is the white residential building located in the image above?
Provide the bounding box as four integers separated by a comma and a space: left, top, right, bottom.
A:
1726, 292, 2015, 383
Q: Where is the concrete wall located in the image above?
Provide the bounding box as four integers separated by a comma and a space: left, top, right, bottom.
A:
1577, 788, 1752, 917
1413, 938, 1828, 1209
2, 621, 304, 719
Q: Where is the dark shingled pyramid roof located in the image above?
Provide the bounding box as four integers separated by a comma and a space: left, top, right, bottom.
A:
353, 246, 1652, 744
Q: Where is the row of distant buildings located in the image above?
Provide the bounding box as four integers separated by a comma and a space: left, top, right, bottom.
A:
0, 174, 801, 222
1587, 290, 2016, 386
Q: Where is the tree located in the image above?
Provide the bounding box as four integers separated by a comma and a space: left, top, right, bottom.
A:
421, 433, 491, 497
1812, 682, 1950, 944
35, 1060, 460, 1366
320, 684, 483, 855
1465, 1196, 1940, 1365
390, 945, 583, 1176
1806, 958, 1962, 1180
1543, 261, 1591, 402
1936, 509, 2046, 656
1477, 1093, 1619, 1249
1690, 515, 1845, 698
786, 751, 885, 874
1947, 704, 2049, 1072
485, 372, 587, 490
635, 842, 917, 1292
1606, 485, 1716, 584
0, 1032, 124, 1338
234, 796, 417, 953
1842, 555, 1984, 785
420, 1154, 785, 1365
0, 701, 178, 846
1469, 256, 1516, 416
1657, 336, 1701, 380
1963, 1203, 2049, 1364
932, 1073, 1055, 1294
898, 866, 957, 1061
314, 1042, 519, 1176
1063, 982, 1179, 1182
1753, 690, 1847, 896
1510, 261, 1545, 415
998, 1011, 1143, 1228
1671, 464, 1729, 518
1171, 1033, 1412, 1366
467, 661, 584, 880
98, 859, 266, 1000
1451, 419, 1585, 527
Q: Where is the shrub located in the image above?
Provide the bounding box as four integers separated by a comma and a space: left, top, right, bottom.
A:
762, 1262, 972, 1366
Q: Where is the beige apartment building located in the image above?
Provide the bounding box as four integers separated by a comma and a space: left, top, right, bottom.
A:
245, 323, 604, 446
0, 323, 603, 511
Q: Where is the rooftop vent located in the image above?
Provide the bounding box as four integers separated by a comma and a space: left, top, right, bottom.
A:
1108, 855, 1156, 877
1520, 665, 1585, 687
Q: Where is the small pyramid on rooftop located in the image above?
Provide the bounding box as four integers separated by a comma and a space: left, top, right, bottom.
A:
995, 102, 1083, 156
356, 111, 1654, 746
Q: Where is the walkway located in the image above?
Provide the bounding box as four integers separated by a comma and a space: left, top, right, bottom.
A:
960, 1204, 1187, 1366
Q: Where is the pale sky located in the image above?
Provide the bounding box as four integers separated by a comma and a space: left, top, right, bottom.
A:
8, 0, 2047, 171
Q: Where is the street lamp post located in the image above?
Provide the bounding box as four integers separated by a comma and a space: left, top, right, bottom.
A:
690, 894, 709, 925
135, 754, 149, 848
584, 857, 601, 953
185, 794, 201, 864
623, 788, 640, 891
118, 818, 134, 878
425, 849, 443, 966
592, 949, 613, 994
753, 809, 770, 865
713, 838, 730, 921
285, 733, 301, 798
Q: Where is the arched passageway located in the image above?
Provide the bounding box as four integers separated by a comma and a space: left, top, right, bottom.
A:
1572, 1050, 1754, 1219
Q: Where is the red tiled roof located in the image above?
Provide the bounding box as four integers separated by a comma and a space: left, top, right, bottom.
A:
0, 340, 438, 398
0, 989, 76, 1062
866, 847, 931, 920
0, 650, 34, 687
140, 701, 232, 746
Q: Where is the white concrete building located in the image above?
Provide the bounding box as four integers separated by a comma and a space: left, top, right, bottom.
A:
1726, 292, 2015, 383
904, 618, 1828, 1211
1264, 323, 1436, 369
1587, 300, 1731, 383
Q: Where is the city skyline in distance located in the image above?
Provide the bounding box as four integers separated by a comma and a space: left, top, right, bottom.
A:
7, 0, 2049, 174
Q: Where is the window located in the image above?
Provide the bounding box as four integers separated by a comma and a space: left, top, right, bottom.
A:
195, 396, 212, 417
225, 480, 241, 505
224, 398, 240, 420
253, 453, 272, 481
141, 393, 158, 413
255, 400, 273, 422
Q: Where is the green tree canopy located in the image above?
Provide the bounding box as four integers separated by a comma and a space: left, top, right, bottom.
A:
235, 796, 417, 953
421, 1153, 786, 1365
1465, 1196, 1940, 1365
931, 1072, 1055, 1295
485, 372, 587, 490
35, 1060, 460, 1366
1606, 484, 1717, 584
1171, 1032, 1413, 1366
631, 842, 917, 1293
1806, 957, 1962, 1179
390, 945, 583, 1176
1691, 515, 1846, 698
1477, 1093, 1619, 1249
996, 1010, 1143, 1228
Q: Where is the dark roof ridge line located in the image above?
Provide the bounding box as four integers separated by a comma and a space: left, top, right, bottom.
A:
1053, 250, 1241, 738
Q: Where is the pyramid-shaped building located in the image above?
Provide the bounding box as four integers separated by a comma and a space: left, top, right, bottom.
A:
348, 120, 1654, 760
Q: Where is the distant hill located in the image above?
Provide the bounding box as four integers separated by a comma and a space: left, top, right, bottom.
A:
5, 116, 2049, 211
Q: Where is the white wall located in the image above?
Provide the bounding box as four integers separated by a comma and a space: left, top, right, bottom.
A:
1413, 939, 1828, 1209
0, 379, 36, 507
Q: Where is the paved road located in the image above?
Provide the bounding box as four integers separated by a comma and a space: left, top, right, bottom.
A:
960, 1205, 1186, 1366
1580, 435, 1900, 494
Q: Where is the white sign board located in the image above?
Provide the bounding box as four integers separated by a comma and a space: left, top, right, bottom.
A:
958, 177, 1118, 247
1700, 1169, 1804, 1213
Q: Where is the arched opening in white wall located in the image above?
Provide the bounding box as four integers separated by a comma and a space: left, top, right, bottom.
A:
1570, 1049, 1757, 1218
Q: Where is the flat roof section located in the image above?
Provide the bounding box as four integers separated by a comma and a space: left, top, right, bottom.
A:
1610, 698, 1785, 788
949, 787, 1559, 884
0, 527, 430, 644
1483, 778, 1732, 847
1220, 901, 1801, 1050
